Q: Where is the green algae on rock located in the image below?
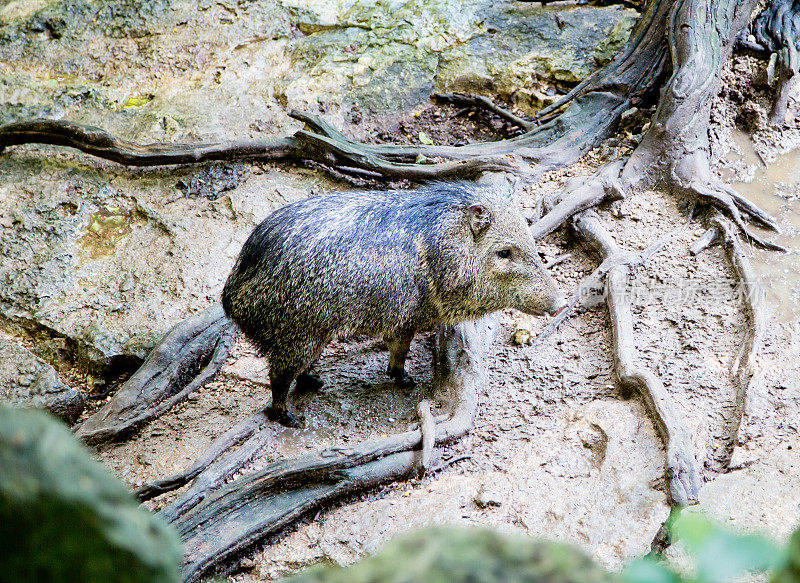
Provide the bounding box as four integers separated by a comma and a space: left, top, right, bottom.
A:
285, 526, 621, 583
0, 405, 183, 583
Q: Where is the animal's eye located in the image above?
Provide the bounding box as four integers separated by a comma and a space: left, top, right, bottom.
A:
497, 248, 512, 259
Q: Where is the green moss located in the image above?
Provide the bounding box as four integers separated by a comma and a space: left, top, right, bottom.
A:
0, 406, 183, 583
286, 526, 620, 583
80, 205, 132, 258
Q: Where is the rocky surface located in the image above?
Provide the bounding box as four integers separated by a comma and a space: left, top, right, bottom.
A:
0, 330, 83, 422
0, 405, 182, 582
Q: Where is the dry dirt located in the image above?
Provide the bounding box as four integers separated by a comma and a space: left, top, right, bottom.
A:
87, 55, 800, 582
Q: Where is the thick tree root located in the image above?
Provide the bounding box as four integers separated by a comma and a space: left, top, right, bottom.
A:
523, 165, 700, 504
288, 93, 634, 181
74, 304, 237, 444
572, 211, 702, 506
738, 0, 800, 124
136, 409, 272, 502
533, 224, 678, 345
621, 0, 783, 249
529, 161, 625, 240
679, 178, 784, 251
769, 44, 800, 125
0, 117, 513, 178
165, 316, 495, 582
741, 0, 800, 55
0, 119, 297, 165
530, 163, 680, 344
707, 216, 766, 469
417, 400, 437, 475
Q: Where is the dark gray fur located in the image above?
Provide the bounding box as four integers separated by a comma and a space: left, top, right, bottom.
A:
222, 182, 564, 427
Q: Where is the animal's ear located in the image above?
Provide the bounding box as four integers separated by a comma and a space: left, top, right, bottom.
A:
468, 204, 492, 236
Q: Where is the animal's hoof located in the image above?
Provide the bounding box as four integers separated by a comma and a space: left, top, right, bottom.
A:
296, 373, 324, 392
266, 406, 303, 428
389, 370, 416, 389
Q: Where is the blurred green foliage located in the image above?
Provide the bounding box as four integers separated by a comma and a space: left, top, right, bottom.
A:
285, 510, 800, 583
624, 510, 787, 583
0, 406, 182, 583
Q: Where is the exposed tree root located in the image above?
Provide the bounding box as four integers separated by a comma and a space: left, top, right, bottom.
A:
163, 316, 495, 582
707, 216, 766, 470
521, 167, 699, 504
75, 304, 237, 445
770, 44, 800, 125
432, 92, 534, 131
738, 0, 800, 125
0, 119, 297, 166
136, 409, 272, 502
689, 227, 720, 256
416, 400, 437, 475
533, 221, 679, 346
0, 117, 514, 178
529, 161, 625, 240
621, 0, 782, 250
572, 211, 702, 506
677, 177, 784, 251
530, 162, 680, 345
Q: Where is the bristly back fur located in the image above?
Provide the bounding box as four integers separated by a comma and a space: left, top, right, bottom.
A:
224, 182, 508, 350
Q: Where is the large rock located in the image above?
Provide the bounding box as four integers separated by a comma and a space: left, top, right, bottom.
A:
0, 331, 83, 423
0, 405, 182, 582
281, 1, 638, 117
0, 0, 637, 133
436, 3, 638, 112
285, 526, 620, 583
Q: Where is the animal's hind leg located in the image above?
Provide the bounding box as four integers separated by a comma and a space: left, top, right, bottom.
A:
385, 330, 416, 388
266, 341, 327, 428
265, 364, 302, 428
296, 361, 324, 393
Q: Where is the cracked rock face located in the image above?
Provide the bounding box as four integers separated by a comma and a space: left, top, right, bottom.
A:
0, 331, 83, 423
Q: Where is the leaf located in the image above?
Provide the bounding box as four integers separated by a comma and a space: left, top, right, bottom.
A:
623, 558, 684, 583
418, 131, 434, 145
673, 513, 783, 583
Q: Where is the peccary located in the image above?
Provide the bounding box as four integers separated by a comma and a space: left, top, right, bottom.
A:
222, 183, 565, 427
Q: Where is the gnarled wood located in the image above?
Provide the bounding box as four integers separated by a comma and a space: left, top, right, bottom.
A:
0, 119, 296, 165
622, 0, 782, 249
572, 211, 701, 505
738, 0, 800, 124
709, 216, 766, 469
75, 304, 237, 445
